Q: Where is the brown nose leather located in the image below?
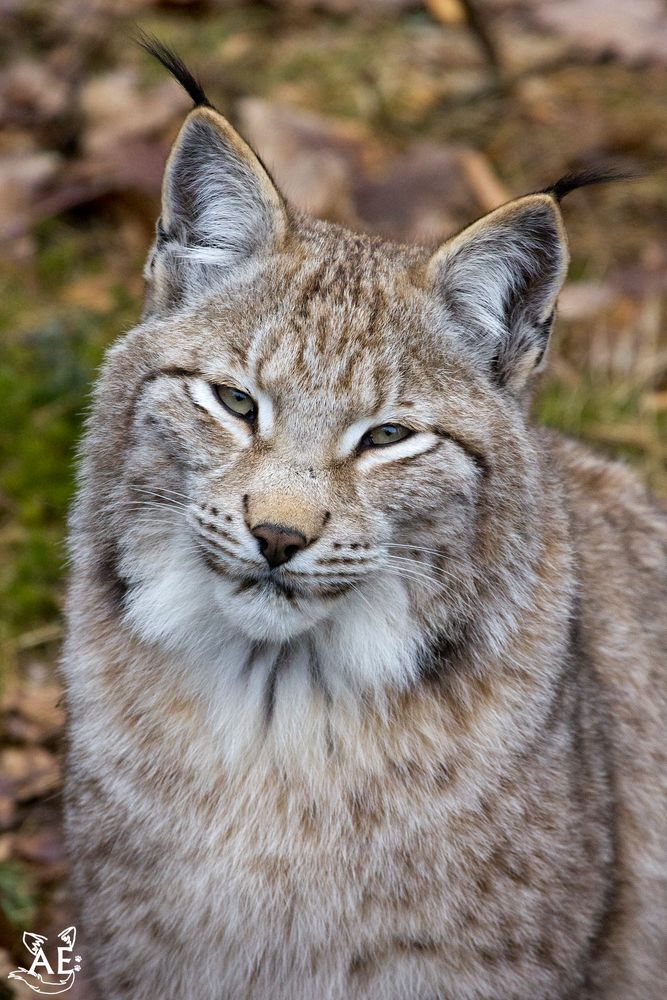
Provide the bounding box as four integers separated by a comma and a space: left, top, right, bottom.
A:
251, 523, 308, 569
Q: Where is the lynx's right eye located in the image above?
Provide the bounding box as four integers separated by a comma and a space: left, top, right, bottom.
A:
212, 385, 256, 422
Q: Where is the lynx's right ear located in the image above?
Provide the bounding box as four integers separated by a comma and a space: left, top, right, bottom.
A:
144, 106, 287, 315
140, 41, 287, 315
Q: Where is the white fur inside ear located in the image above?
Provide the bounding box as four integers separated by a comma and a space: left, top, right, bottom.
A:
163, 110, 284, 254
147, 108, 286, 311
428, 195, 569, 389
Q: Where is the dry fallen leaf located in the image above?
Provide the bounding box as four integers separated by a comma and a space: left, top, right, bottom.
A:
0, 152, 62, 243
425, 0, 466, 24
533, 0, 667, 64
0, 748, 60, 804
0, 60, 70, 127
238, 98, 376, 225
0, 796, 15, 832
238, 99, 507, 243
81, 68, 190, 158
355, 142, 502, 243
558, 282, 618, 322
13, 828, 66, 882
61, 275, 116, 313
457, 148, 511, 212
644, 390, 667, 412
0, 834, 12, 862
1, 684, 64, 746
270, 0, 419, 10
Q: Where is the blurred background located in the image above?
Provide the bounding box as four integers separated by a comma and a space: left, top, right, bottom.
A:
0, 0, 666, 993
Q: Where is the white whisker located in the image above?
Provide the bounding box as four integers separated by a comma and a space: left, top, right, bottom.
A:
130, 484, 194, 503
124, 501, 190, 517
384, 565, 448, 592
349, 582, 376, 618
383, 560, 474, 611
384, 553, 463, 584
384, 542, 448, 558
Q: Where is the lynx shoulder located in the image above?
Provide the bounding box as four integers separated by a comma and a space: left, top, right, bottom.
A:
62, 38, 666, 1000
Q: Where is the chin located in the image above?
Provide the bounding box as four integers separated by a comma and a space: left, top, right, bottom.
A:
212, 575, 333, 644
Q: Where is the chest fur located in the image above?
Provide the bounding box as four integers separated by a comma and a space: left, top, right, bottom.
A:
66, 659, 612, 1000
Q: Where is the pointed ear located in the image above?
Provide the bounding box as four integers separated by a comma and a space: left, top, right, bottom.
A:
23, 932, 47, 956
58, 927, 76, 948
426, 194, 569, 393
144, 106, 287, 315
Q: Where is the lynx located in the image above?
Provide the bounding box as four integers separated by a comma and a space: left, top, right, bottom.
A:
63, 39, 666, 1000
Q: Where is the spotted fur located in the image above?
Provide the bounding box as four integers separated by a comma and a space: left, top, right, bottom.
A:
63, 47, 666, 1000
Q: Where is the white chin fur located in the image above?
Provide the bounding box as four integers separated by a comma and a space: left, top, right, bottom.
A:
119, 528, 425, 708
211, 576, 331, 644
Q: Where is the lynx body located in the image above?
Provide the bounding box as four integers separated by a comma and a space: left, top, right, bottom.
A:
63, 44, 666, 1000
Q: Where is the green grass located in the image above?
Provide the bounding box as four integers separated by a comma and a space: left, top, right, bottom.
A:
0, 859, 39, 927
0, 220, 140, 674
537, 377, 667, 495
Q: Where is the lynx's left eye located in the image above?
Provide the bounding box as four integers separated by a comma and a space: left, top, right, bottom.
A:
360, 423, 413, 449
212, 384, 256, 422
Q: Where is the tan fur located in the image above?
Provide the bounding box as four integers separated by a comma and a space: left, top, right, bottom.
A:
63, 92, 666, 999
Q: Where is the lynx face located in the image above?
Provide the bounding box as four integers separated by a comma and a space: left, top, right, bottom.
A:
119, 257, 484, 660
87, 100, 568, 707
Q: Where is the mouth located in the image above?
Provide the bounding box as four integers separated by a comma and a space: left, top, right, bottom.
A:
194, 540, 358, 644
197, 543, 355, 602
231, 573, 297, 600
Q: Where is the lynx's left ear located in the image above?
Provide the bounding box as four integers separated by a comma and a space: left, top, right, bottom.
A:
427, 193, 569, 393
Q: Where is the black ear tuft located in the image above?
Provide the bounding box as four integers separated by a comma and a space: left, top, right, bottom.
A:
136, 30, 212, 109
543, 164, 642, 202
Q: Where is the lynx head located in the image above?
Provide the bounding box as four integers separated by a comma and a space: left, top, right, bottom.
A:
76, 41, 616, 708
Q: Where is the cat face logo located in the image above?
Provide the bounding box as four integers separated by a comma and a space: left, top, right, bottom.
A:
7, 926, 81, 994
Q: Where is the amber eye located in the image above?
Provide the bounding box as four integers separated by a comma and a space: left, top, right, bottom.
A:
360, 423, 413, 449
213, 385, 256, 422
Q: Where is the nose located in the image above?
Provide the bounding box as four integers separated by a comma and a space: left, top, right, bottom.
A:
251, 523, 308, 569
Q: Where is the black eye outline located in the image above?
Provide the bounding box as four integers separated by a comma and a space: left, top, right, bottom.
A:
211, 384, 257, 424
359, 423, 414, 451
